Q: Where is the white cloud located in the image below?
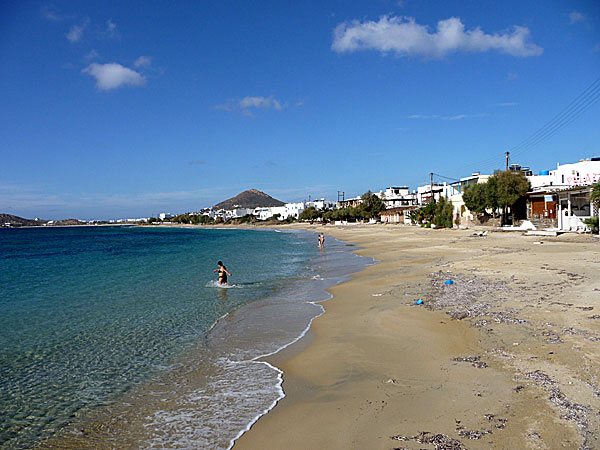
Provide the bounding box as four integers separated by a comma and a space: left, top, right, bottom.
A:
66, 18, 89, 43
41, 5, 63, 21
332, 16, 543, 58
104, 19, 121, 39
82, 63, 146, 91
569, 11, 585, 24
84, 49, 101, 61
215, 95, 285, 116
239, 96, 283, 110
134, 56, 152, 67
408, 113, 487, 120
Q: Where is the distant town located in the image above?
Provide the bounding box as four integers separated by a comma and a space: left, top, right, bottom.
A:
3, 156, 599, 235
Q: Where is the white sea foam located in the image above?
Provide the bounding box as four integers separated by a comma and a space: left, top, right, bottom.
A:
204, 280, 242, 289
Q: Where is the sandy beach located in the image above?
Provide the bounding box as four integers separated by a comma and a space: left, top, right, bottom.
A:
235, 225, 600, 450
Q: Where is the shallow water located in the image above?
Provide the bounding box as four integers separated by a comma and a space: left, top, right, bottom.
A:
0, 226, 370, 449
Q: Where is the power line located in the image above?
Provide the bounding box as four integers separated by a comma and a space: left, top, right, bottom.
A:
509, 77, 600, 157
432, 173, 460, 182
430, 77, 600, 179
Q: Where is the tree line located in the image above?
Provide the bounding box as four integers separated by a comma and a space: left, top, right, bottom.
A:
461, 171, 531, 220
298, 191, 386, 222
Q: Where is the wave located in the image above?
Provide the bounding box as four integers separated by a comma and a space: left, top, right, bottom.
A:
204, 280, 243, 289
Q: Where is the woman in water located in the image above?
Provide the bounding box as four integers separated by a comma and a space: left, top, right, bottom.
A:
213, 261, 232, 285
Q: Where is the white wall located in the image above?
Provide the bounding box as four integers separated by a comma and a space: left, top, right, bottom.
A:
528, 160, 600, 190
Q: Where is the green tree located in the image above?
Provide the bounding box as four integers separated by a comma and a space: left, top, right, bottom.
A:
484, 176, 500, 217
199, 214, 214, 224
462, 182, 488, 214
591, 182, 600, 207
299, 206, 321, 221
360, 191, 386, 220
433, 197, 454, 228
496, 171, 531, 211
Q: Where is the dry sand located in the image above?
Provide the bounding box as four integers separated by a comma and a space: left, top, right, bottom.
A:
234, 225, 600, 450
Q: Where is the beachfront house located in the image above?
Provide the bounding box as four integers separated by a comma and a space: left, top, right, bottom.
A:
444, 173, 492, 227
416, 183, 445, 206
376, 187, 418, 209
379, 205, 419, 224
307, 198, 337, 210
252, 202, 307, 220
338, 196, 363, 209
525, 158, 600, 232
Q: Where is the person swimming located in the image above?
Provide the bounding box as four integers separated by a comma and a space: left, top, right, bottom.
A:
213, 261, 232, 285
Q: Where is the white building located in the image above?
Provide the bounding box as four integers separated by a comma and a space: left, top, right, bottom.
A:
377, 186, 418, 209
253, 202, 308, 220
416, 183, 446, 205
444, 173, 492, 226
528, 159, 600, 191
307, 198, 337, 210
526, 158, 600, 232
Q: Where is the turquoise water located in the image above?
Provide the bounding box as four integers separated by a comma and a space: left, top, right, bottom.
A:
0, 226, 322, 449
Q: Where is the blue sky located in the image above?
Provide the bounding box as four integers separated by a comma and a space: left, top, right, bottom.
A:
1, 0, 599, 220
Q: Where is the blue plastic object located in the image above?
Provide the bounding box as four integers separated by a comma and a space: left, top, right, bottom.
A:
413, 299, 423, 305
444, 280, 454, 285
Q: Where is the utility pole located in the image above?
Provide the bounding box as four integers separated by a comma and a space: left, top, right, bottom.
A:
430, 172, 434, 203
505, 151, 510, 171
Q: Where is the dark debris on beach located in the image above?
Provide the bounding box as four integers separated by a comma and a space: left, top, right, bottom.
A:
391, 431, 467, 450
425, 271, 519, 325
524, 370, 595, 450
418, 269, 599, 449
452, 356, 488, 369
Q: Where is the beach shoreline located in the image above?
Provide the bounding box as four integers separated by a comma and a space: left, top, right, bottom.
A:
22, 227, 370, 450
233, 224, 599, 450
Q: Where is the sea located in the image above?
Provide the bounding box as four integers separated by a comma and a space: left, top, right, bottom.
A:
0, 225, 370, 449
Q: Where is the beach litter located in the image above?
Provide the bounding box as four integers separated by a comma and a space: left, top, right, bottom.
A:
444, 280, 454, 285
391, 431, 466, 449
470, 231, 488, 237
524, 370, 593, 445
453, 356, 488, 368
413, 299, 424, 305
372, 293, 383, 297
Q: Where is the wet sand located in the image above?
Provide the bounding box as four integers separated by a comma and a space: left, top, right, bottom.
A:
235, 225, 600, 450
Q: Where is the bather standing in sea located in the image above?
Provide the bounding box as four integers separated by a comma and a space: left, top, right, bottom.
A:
214, 260, 232, 285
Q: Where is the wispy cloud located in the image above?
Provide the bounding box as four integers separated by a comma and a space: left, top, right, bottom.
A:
215, 95, 286, 117
332, 16, 543, 58
239, 96, 283, 110
569, 11, 585, 24
408, 113, 488, 120
134, 56, 152, 68
41, 4, 66, 21
84, 49, 101, 62
82, 63, 146, 91
104, 19, 120, 39
66, 18, 89, 43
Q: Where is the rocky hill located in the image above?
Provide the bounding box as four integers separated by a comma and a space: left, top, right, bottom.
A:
0, 214, 47, 227
213, 189, 285, 209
